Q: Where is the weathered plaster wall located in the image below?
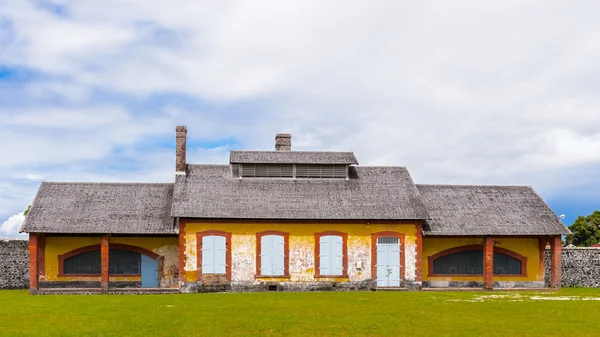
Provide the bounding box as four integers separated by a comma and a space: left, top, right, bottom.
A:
0, 239, 29, 289
545, 248, 600, 288
422, 237, 541, 286
43, 236, 178, 287
183, 221, 420, 289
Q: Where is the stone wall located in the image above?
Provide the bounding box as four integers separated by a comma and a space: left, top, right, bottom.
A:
0, 239, 29, 289
545, 247, 600, 288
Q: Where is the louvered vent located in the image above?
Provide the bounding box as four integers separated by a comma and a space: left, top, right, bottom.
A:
241, 164, 294, 178
295, 164, 347, 178
239, 164, 348, 178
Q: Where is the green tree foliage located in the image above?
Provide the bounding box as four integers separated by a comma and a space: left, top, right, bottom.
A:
565, 211, 600, 246
23, 205, 30, 216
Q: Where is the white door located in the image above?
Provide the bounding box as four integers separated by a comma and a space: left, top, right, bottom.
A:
202, 236, 226, 274
376, 237, 401, 287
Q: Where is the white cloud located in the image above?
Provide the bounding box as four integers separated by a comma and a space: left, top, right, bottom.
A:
0, 0, 599, 222
0, 212, 26, 238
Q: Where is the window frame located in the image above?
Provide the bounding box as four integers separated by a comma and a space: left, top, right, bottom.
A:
57, 243, 163, 278
255, 230, 290, 278
196, 230, 232, 282
427, 244, 527, 277
314, 231, 348, 278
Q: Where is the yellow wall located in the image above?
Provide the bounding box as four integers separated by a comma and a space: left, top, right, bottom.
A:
43, 236, 178, 287
422, 237, 541, 282
183, 222, 420, 283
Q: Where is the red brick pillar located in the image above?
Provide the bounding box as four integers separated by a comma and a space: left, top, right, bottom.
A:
101, 235, 109, 291
28, 233, 39, 292
178, 219, 186, 283
538, 238, 547, 282
550, 236, 562, 289
483, 237, 494, 289
415, 223, 423, 283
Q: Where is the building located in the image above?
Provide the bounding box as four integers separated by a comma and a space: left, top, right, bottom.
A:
20, 127, 570, 293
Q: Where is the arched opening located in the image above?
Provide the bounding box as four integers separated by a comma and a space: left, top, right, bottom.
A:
428, 245, 527, 277
58, 244, 163, 287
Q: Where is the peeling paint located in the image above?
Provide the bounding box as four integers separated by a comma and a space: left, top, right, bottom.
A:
404, 241, 417, 281
231, 235, 255, 282
184, 234, 196, 272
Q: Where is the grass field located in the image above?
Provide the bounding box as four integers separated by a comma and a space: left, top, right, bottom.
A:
1, 289, 599, 336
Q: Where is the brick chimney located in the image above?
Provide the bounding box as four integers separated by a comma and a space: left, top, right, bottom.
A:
176, 126, 187, 174
275, 133, 291, 151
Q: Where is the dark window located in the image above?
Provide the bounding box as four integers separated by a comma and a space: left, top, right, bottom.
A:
64, 250, 100, 275
433, 250, 483, 275
493, 252, 522, 275
432, 250, 523, 275
63, 249, 141, 275
110, 250, 141, 275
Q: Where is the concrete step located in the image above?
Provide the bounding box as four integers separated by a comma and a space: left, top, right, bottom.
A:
372, 287, 409, 291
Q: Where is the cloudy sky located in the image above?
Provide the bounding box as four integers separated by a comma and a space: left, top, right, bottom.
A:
1, 0, 599, 237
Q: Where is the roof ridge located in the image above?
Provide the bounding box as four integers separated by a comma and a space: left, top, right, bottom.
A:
416, 183, 533, 188
40, 181, 173, 186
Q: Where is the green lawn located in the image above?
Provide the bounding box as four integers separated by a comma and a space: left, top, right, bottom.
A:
1, 289, 599, 336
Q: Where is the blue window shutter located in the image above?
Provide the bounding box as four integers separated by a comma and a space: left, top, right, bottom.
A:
214, 236, 227, 274
274, 235, 285, 276
202, 236, 215, 273
261, 235, 285, 276
261, 235, 273, 276
203, 236, 227, 274
319, 236, 332, 275
320, 235, 343, 276
332, 236, 343, 276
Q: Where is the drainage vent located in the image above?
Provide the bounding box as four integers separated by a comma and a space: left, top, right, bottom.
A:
268, 285, 277, 292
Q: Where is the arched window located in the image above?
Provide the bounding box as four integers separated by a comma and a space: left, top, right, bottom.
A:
432, 249, 483, 275
58, 244, 161, 277
428, 245, 527, 276
63, 249, 142, 275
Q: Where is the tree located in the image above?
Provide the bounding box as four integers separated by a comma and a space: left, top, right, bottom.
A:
565, 211, 600, 246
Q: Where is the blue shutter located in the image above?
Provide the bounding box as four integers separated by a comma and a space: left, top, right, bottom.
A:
203, 236, 226, 274
202, 236, 215, 273
320, 235, 343, 276
261, 235, 273, 276
332, 236, 343, 276
274, 235, 285, 276
214, 236, 227, 274
261, 235, 285, 276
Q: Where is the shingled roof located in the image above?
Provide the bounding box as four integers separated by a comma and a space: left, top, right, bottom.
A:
171, 164, 428, 220
230, 151, 359, 165
21, 182, 175, 234
417, 184, 570, 236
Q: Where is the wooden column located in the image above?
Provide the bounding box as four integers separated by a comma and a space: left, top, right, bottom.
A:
28, 233, 39, 292
538, 238, 548, 283
483, 237, 494, 289
100, 235, 109, 291
550, 236, 562, 289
